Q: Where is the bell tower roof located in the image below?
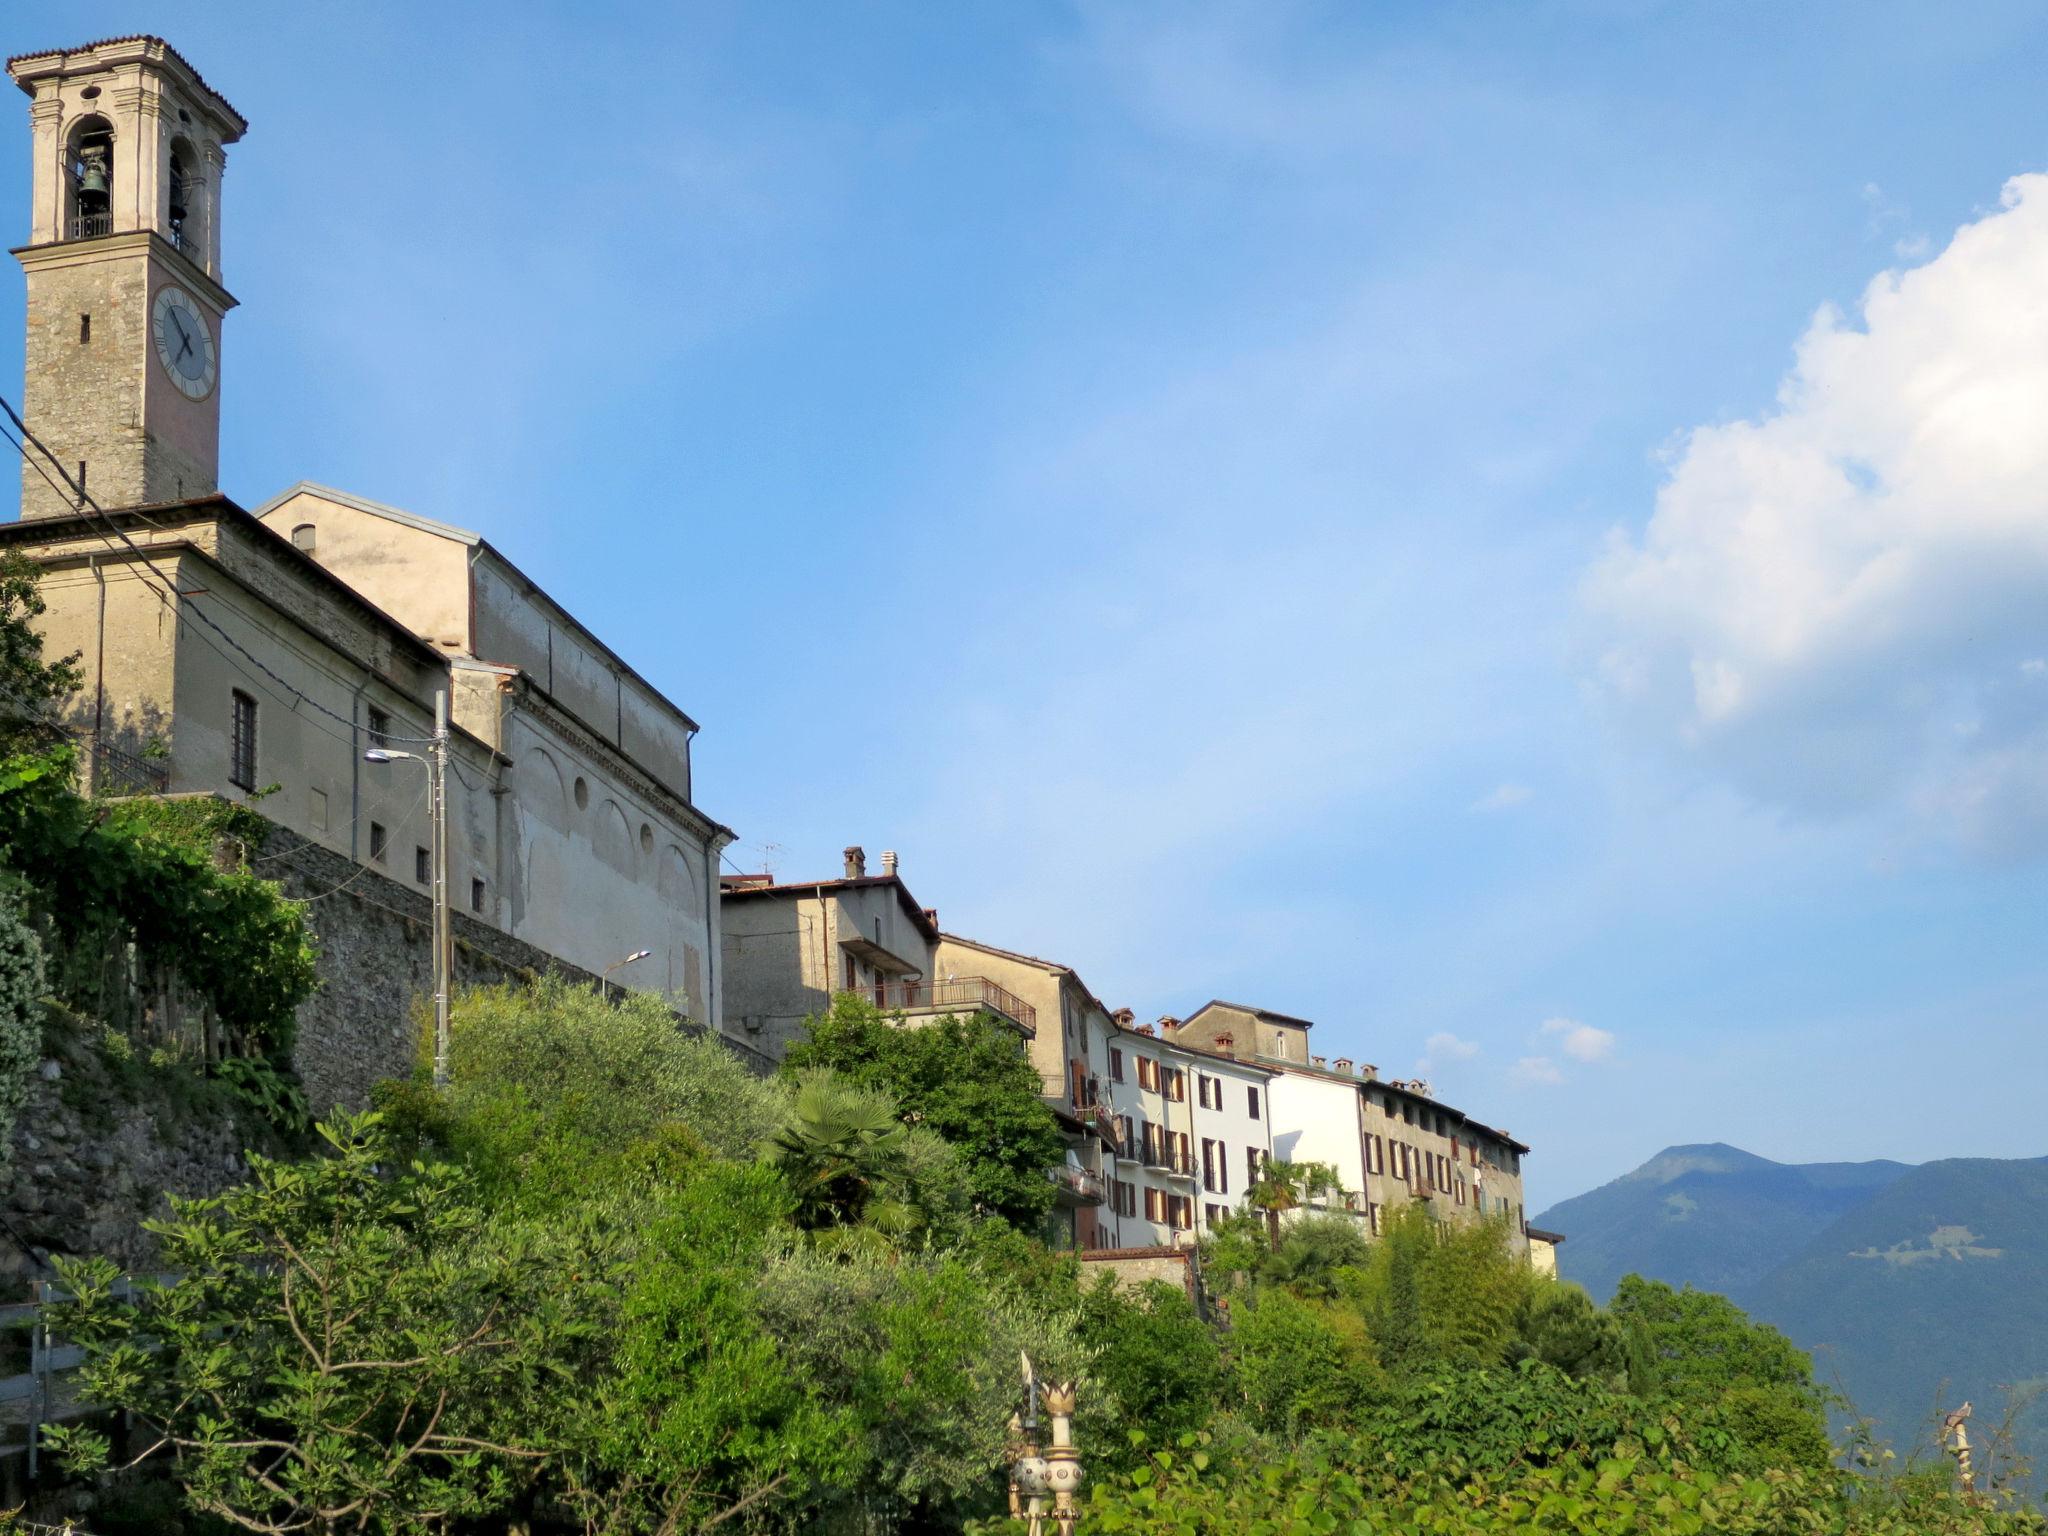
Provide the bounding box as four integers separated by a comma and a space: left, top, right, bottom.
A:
6, 36, 246, 138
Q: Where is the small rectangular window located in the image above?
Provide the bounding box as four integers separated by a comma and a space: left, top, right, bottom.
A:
309, 787, 328, 832
79, 313, 90, 344
366, 706, 390, 749
414, 846, 429, 884
470, 877, 485, 913
228, 689, 257, 790
1110, 1048, 1124, 1083
1247, 1084, 1261, 1120
369, 821, 387, 862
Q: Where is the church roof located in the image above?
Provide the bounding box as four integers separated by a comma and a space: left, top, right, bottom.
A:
7, 36, 247, 134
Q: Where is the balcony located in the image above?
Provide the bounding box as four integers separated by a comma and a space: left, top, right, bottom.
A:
1141, 1143, 1196, 1179
867, 976, 1036, 1035
68, 211, 113, 240
1047, 1164, 1105, 1207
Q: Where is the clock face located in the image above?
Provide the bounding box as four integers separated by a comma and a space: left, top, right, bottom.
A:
151, 285, 217, 401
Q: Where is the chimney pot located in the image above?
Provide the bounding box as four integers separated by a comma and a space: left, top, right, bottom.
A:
881, 849, 898, 876
843, 845, 866, 879
1311, 1055, 1327, 1069
1335, 1057, 1354, 1075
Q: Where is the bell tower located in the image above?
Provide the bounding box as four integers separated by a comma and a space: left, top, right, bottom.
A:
8, 37, 245, 519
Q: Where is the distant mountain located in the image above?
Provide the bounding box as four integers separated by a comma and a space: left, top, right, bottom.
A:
1533, 1146, 2048, 1473
1532, 1143, 1911, 1301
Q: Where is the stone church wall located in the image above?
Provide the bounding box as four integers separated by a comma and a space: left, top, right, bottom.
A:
248, 813, 773, 1114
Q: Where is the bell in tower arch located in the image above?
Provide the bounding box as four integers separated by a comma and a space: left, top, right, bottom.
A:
69, 126, 114, 239
78, 145, 109, 195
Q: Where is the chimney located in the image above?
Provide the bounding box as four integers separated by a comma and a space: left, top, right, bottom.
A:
1213, 1031, 1234, 1051
1311, 1055, 1327, 1069
1112, 1007, 1136, 1027
923, 908, 939, 928
1158, 1015, 1181, 1034
881, 849, 898, 877
1334, 1057, 1354, 1075
1136, 1024, 1156, 1037
843, 845, 866, 879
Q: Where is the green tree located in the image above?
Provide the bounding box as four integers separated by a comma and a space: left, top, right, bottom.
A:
0, 547, 81, 747
1244, 1157, 1341, 1252
1506, 1279, 1628, 1382
1076, 1277, 1223, 1465
765, 1068, 912, 1230
1230, 1287, 1374, 1434
1609, 1274, 1833, 1471
436, 974, 789, 1172
1262, 1212, 1372, 1299
45, 1113, 600, 1535
783, 993, 1068, 1229
566, 1160, 855, 1535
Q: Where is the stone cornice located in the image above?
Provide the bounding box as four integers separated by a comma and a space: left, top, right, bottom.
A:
12, 227, 236, 312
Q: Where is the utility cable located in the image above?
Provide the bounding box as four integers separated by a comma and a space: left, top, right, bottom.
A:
1, 395, 439, 747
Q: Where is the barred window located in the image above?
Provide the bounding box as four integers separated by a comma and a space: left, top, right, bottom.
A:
229, 690, 257, 790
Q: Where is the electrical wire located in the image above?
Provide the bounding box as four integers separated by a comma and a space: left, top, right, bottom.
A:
1, 395, 440, 748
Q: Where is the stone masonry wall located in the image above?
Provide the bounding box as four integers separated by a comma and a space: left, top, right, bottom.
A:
0, 1020, 264, 1293
250, 812, 774, 1114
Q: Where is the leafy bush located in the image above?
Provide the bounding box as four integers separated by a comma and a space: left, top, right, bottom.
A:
0, 753, 316, 1053
784, 992, 1069, 1229
1077, 1277, 1224, 1466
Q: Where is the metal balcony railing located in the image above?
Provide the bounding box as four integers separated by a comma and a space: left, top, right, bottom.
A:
1141, 1143, 1195, 1178
91, 738, 169, 795
68, 210, 112, 240
866, 976, 1036, 1032
1047, 1164, 1105, 1205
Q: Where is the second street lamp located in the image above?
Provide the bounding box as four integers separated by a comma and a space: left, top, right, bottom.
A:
364, 687, 451, 1087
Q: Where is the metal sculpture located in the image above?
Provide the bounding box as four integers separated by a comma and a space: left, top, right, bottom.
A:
1008, 1352, 1083, 1535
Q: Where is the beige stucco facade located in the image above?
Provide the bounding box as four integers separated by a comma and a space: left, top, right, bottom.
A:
720, 851, 1042, 1061
1170, 1001, 1531, 1248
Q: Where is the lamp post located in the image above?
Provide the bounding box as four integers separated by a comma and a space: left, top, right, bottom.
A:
365, 689, 450, 1087
601, 949, 652, 998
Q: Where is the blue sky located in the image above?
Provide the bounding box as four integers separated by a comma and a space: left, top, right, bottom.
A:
8, 2, 2048, 1207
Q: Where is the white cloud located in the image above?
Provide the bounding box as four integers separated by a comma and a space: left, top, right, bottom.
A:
1417, 1030, 1481, 1073
1585, 173, 2048, 857
2023, 659, 2047, 677
1471, 781, 1534, 813
1541, 1016, 1615, 1063
1513, 1055, 1564, 1086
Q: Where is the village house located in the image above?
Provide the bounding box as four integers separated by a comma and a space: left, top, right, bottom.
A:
1171, 1000, 1532, 1245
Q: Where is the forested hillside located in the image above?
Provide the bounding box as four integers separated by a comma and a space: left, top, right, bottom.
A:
1536, 1145, 2048, 1481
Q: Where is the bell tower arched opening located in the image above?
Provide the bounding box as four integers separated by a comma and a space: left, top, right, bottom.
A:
65, 116, 114, 240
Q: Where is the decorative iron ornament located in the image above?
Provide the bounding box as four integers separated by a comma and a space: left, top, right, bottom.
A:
1008, 1352, 1083, 1535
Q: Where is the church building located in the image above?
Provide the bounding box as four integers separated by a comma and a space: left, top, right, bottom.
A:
1, 37, 738, 1105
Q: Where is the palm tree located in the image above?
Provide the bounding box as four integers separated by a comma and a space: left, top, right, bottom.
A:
1246, 1157, 1342, 1252
765, 1069, 909, 1229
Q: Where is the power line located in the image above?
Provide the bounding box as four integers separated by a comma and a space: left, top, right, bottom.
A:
0, 395, 440, 749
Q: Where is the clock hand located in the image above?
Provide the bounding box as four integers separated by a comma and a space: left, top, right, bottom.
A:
169, 310, 193, 349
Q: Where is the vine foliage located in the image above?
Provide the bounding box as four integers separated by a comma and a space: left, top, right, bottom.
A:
0, 748, 317, 1058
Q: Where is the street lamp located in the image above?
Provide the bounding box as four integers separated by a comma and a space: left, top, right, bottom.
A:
365, 689, 451, 1088
601, 948, 653, 999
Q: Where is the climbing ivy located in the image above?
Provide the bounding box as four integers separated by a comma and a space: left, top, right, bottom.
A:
0, 880, 45, 1163
0, 748, 317, 1056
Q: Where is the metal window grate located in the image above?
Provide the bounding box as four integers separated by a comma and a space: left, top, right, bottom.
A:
229, 690, 257, 790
